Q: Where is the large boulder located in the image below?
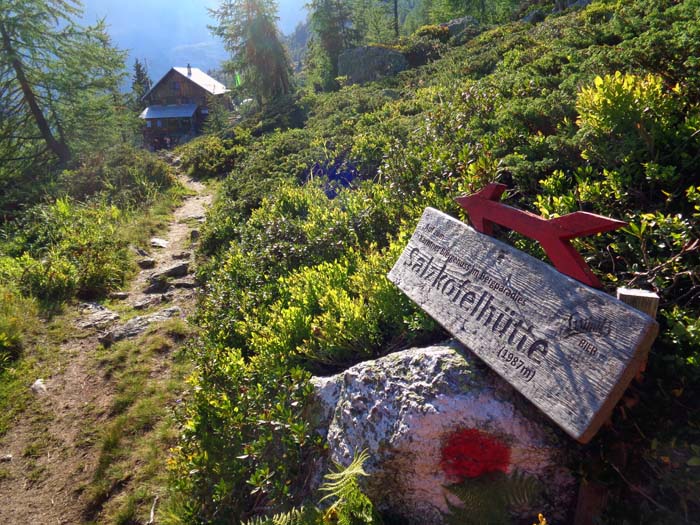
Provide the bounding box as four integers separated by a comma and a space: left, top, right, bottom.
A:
442, 16, 480, 37
337, 46, 408, 85
522, 9, 546, 24
310, 341, 577, 524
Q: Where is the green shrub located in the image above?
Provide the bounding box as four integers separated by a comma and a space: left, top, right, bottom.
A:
0, 285, 36, 367
413, 24, 451, 43
247, 245, 437, 370
174, 2, 700, 522
176, 132, 251, 179
58, 144, 176, 206
4, 198, 132, 301
174, 238, 439, 522
575, 72, 692, 197
17, 251, 78, 303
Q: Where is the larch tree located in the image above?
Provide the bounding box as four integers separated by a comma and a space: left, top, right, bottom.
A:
131, 58, 152, 111
307, 0, 358, 90
209, 0, 292, 106
0, 0, 126, 169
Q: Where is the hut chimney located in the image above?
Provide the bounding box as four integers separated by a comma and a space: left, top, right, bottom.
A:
187, 63, 192, 76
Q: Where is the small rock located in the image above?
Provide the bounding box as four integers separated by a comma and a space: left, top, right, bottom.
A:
0, 454, 12, 463
31, 379, 47, 395
172, 251, 191, 260
143, 278, 171, 294
172, 277, 198, 289
99, 306, 183, 345
150, 262, 189, 281
132, 295, 163, 310
79, 302, 103, 312
109, 292, 129, 300
132, 246, 149, 257
190, 230, 200, 243
137, 257, 157, 269
150, 237, 169, 248
132, 293, 173, 310
77, 304, 120, 329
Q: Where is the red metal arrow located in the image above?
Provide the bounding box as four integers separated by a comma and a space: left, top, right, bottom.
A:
455, 183, 626, 288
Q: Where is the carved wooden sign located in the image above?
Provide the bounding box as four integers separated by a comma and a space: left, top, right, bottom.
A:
388, 207, 658, 443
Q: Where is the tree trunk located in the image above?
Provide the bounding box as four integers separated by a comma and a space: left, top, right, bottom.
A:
0, 22, 71, 164
393, 0, 399, 39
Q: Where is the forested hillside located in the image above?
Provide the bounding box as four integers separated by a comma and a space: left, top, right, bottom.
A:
168, 0, 699, 523
1, 0, 698, 523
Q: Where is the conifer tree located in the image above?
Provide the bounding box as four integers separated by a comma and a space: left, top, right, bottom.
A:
209, 0, 292, 105
131, 58, 152, 111
0, 0, 127, 167
307, 0, 358, 89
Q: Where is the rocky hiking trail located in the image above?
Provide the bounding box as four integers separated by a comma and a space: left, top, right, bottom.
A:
0, 158, 212, 524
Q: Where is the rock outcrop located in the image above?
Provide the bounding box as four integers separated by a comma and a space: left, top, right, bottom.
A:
522, 9, 546, 24
77, 303, 119, 329
338, 46, 408, 85
443, 16, 479, 37
311, 341, 576, 524
99, 306, 182, 345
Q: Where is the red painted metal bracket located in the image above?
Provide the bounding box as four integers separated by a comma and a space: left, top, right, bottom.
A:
455, 183, 626, 288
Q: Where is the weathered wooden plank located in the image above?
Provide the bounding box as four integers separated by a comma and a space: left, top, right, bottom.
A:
388, 207, 658, 443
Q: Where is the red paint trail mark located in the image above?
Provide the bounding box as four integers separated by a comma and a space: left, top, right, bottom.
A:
441, 428, 511, 480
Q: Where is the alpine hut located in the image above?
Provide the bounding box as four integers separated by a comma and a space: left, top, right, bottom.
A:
139, 64, 229, 149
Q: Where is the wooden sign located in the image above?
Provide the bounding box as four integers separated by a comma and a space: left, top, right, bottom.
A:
388, 207, 658, 443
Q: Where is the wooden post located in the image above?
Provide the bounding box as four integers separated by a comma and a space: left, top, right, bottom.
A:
574, 287, 659, 525
616, 287, 659, 317
616, 287, 659, 373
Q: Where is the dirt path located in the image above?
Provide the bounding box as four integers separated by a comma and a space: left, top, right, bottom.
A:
0, 164, 211, 524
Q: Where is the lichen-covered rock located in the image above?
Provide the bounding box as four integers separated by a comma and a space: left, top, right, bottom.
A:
442, 16, 479, 37
338, 46, 408, 85
310, 341, 576, 524
99, 306, 182, 345
76, 303, 119, 329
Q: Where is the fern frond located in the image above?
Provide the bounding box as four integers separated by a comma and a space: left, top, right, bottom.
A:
319, 449, 371, 504
445, 473, 509, 525
503, 469, 541, 508
444, 470, 542, 525
318, 449, 382, 524
242, 505, 321, 525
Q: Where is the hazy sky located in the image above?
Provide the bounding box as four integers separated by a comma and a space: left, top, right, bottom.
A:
82, 0, 307, 82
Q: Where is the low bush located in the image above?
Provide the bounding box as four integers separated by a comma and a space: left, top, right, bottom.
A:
3, 198, 131, 301
173, 237, 440, 523
57, 144, 176, 206
0, 285, 36, 368
176, 132, 251, 179
413, 24, 451, 43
